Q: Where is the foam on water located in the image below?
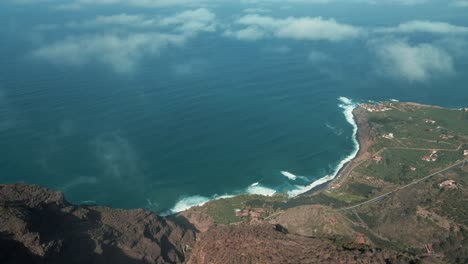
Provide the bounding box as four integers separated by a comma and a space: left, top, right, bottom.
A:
168, 195, 214, 214
246, 184, 277, 196
281, 171, 297, 180
167, 182, 276, 214
166, 97, 359, 213
288, 97, 360, 197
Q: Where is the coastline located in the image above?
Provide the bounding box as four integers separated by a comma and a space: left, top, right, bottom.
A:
169, 97, 364, 213
171, 99, 461, 213
299, 105, 371, 196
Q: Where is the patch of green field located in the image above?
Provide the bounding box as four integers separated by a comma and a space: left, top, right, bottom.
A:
355, 149, 464, 184
347, 183, 381, 197
285, 193, 349, 209
324, 190, 367, 203
428, 171, 468, 224
400, 138, 459, 149
419, 106, 468, 135
369, 138, 403, 153
366, 103, 467, 152
197, 194, 286, 224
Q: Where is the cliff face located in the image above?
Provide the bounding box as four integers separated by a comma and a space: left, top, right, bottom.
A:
0, 184, 195, 264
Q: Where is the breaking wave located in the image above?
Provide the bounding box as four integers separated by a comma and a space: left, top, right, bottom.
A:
165, 97, 360, 214
288, 97, 360, 197
281, 171, 297, 180
166, 182, 276, 215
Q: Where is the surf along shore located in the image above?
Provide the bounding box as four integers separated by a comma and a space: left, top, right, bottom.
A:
168, 98, 362, 214
300, 105, 373, 196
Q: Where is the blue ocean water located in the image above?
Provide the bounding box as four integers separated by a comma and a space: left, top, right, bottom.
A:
0, 1, 467, 213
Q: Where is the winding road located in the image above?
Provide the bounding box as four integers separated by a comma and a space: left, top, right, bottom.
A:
337, 159, 467, 211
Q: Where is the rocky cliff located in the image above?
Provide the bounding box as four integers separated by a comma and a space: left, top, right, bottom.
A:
0, 184, 195, 264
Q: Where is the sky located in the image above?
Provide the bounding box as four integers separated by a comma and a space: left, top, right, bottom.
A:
2, 0, 468, 83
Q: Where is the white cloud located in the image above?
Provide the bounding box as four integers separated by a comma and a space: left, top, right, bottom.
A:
275, 17, 362, 41
242, 7, 271, 14
373, 39, 454, 81
240, 0, 332, 3
32, 9, 217, 73
226, 15, 363, 41
33, 33, 185, 73
363, 0, 427, 4
55, 8, 216, 33
10, 0, 437, 8
376, 20, 468, 35
435, 37, 468, 59
159, 8, 217, 34
55, 0, 213, 10
68, 14, 156, 28
452, 0, 468, 7
224, 27, 266, 40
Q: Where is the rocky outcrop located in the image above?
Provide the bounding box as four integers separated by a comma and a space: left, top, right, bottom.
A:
0, 184, 195, 264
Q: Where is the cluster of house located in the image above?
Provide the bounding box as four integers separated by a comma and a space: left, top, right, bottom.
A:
439, 180, 458, 190
235, 208, 265, 220
382, 133, 394, 139
330, 183, 341, 190
424, 119, 436, 125
356, 233, 366, 245
373, 155, 383, 163
361, 103, 392, 113
422, 150, 438, 162
440, 134, 455, 140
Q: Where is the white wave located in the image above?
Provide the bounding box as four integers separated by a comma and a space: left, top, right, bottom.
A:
288, 97, 360, 197
296, 175, 310, 181
166, 96, 360, 213
338, 96, 353, 105
390, 99, 399, 102
169, 195, 213, 213
281, 171, 297, 180
246, 184, 277, 196
167, 183, 276, 214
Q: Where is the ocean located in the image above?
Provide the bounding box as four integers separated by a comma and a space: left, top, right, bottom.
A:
0, 1, 467, 214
